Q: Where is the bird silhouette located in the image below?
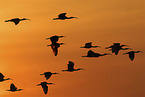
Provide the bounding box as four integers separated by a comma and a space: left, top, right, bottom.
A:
46, 35, 65, 44
105, 43, 131, 55
62, 61, 84, 72
80, 42, 100, 48
123, 51, 143, 61
82, 50, 111, 58
6, 83, 23, 92
47, 43, 64, 56
5, 18, 30, 25
53, 13, 78, 20
37, 82, 54, 94
0, 73, 11, 82
40, 72, 59, 80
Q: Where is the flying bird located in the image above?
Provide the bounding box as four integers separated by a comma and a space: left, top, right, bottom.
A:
37, 82, 54, 94
80, 42, 100, 48
53, 13, 78, 20
40, 72, 59, 80
6, 83, 23, 92
0, 73, 11, 82
82, 50, 111, 58
5, 18, 30, 25
123, 51, 143, 61
47, 43, 64, 56
105, 43, 131, 55
62, 61, 84, 72
46, 35, 65, 44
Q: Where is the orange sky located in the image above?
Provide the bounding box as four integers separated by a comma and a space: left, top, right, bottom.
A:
0, 0, 145, 97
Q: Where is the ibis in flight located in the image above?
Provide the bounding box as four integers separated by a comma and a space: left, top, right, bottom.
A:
37, 82, 54, 94
0, 73, 11, 82
6, 83, 23, 92
105, 43, 131, 55
82, 50, 111, 58
46, 35, 65, 44
40, 72, 59, 80
123, 51, 143, 61
62, 61, 84, 72
5, 18, 30, 25
47, 43, 64, 56
53, 13, 78, 20
80, 42, 100, 48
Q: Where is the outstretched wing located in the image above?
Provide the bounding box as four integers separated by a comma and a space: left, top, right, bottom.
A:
0, 73, 4, 80
129, 53, 135, 61
68, 61, 74, 70
85, 42, 92, 47
58, 13, 67, 18
10, 83, 17, 90
41, 84, 48, 94
44, 72, 52, 80
87, 50, 95, 56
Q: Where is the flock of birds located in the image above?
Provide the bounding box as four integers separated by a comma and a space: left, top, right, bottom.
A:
1, 13, 143, 95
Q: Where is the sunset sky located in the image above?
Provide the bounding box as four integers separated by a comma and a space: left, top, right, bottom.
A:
0, 0, 145, 97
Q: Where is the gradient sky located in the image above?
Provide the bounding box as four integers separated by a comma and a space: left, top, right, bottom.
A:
0, 0, 145, 97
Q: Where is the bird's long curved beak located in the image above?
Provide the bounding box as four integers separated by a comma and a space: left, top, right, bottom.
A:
59, 43, 65, 45
59, 36, 66, 38
105, 47, 109, 49
47, 44, 51, 46
52, 73, 59, 74
46, 38, 50, 40
37, 84, 41, 86
47, 83, 55, 85
26, 19, 31, 21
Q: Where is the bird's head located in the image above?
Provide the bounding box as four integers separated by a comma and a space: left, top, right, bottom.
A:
52, 72, 59, 75
46, 44, 52, 46
76, 68, 85, 71
22, 18, 31, 21
40, 73, 44, 75
59, 43, 65, 45
59, 36, 65, 38
69, 17, 78, 19
18, 89, 23, 91
122, 48, 132, 50
136, 51, 143, 53
103, 53, 112, 56
6, 78, 12, 81
121, 45, 129, 47
93, 46, 101, 48
47, 83, 55, 85
113, 43, 120, 46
